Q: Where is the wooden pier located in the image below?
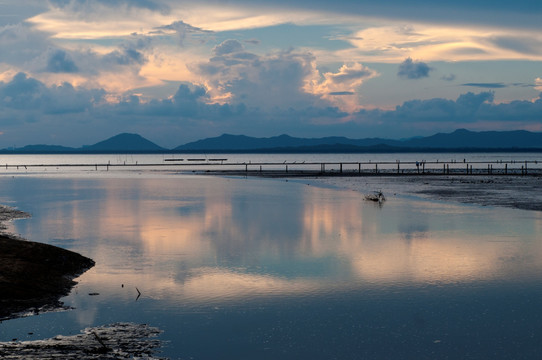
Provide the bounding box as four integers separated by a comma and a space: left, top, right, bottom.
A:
2, 159, 541, 176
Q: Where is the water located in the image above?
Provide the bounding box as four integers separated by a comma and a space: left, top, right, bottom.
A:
0, 159, 542, 358
1, 152, 541, 175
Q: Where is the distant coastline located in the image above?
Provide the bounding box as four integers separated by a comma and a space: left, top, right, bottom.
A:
2, 129, 542, 154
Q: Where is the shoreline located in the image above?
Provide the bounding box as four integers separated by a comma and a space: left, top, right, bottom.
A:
298, 174, 542, 212
0, 206, 95, 321
196, 171, 542, 212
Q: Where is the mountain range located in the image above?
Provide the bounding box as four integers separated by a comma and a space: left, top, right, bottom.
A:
2, 129, 542, 154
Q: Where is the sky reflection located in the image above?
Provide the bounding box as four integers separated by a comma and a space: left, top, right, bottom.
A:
1, 175, 542, 358
3, 175, 542, 298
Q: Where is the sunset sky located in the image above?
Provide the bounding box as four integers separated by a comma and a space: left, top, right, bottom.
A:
0, 0, 541, 148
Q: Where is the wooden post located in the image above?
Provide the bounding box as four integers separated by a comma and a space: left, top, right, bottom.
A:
286, 165, 288, 173
505, 163, 507, 174
340, 163, 343, 174
359, 163, 361, 173
375, 163, 378, 174
398, 163, 400, 174
443, 164, 445, 174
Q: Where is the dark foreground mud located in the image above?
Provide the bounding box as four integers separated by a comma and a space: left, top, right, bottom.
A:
0, 234, 95, 320
0, 204, 94, 320
0, 323, 164, 359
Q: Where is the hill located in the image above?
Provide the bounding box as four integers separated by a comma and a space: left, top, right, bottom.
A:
174, 129, 542, 152
174, 133, 402, 151
81, 133, 165, 152
1, 129, 542, 154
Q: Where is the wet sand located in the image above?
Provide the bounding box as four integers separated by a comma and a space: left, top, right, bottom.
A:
304, 175, 542, 211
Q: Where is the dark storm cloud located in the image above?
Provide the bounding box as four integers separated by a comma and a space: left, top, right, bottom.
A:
46, 49, 79, 73
397, 58, 431, 79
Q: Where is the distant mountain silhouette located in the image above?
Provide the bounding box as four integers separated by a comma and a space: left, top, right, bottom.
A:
81, 133, 165, 152
174, 133, 402, 151
174, 129, 542, 151
13, 144, 77, 153
402, 129, 542, 148
1, 129, 541, 154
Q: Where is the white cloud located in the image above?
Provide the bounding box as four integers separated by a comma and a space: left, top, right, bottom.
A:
310, 63, 379, 112
535, 77, 542, 91
338, 24, 542, 63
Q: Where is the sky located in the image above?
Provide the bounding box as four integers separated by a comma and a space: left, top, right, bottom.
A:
0, 0, 541, 148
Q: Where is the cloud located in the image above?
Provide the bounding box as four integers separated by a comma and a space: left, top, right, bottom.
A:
198, 42, 320, 109
198, 40, 380, 112
151, 20, 211, 46
397, 57, 431, 79
311, 62, 379, 111
441, 74, 455, 81
46, 49, 79, 73
462, 82, 507, 89
0, 23, 50, 65
535, 78, 542, 91
0, 72, 541, 148
49, 0, 170, 13
213, 39, 244, 56
488, 36, 542, 56
342, 24, 542, 63
0, 72, 104, 113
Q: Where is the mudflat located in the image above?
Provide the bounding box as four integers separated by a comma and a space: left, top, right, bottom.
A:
304, 175, 542, 211
0, 235, 95, 320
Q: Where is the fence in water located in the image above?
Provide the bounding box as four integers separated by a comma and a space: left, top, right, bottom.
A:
2, 158, 542, 176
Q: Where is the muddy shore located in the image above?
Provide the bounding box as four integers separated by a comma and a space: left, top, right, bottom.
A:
304, 174, 542, 211
0, 206, 95, 321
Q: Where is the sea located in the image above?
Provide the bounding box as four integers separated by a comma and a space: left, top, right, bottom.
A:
1, 153, 542, 359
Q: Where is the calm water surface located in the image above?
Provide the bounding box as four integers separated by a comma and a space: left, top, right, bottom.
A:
1, 173, 542, 359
